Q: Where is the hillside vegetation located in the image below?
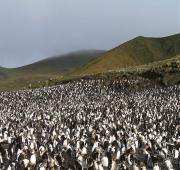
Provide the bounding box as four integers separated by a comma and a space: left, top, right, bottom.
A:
27, 55, 180, 90
0, 34, 180, 91
75, 34, 180, 75
0, 50, 104, 91
93, 55, 180, 86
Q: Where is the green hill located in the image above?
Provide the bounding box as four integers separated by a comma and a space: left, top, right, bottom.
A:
0, 34, 180, 91
0, 50, 104, 91
17, 50, 104, 74
75, 34, 180, 75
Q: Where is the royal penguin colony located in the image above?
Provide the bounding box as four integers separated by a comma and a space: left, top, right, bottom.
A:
0, 78, 179, 170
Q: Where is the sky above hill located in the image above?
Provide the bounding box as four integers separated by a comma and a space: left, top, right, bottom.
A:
0, 0, 179, 68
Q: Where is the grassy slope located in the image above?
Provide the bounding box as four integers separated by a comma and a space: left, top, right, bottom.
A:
1, 34, 180, 91
74, 34, 180, 75
89, 55, 180, 85
0, 50, 105, 91
0, 55, 179, 91
27, 55, 180, 90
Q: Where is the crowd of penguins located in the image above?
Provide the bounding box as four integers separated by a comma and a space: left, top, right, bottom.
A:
0, 79, 179, 170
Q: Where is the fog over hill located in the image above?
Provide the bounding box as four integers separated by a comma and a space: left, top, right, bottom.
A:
0, 34, 180, 91
0, 0, 179, 67
75, 34, 180, 74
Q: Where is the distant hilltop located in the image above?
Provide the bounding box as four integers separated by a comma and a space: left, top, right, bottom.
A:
75, 34, 180, 74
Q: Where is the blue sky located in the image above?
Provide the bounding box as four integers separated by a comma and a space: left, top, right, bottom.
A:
0, 0, 179, 67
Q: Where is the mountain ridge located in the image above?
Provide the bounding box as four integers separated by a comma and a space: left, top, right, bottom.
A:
0, 34, 180, 91
74, 34, 180, 74
15, 50, 105, 74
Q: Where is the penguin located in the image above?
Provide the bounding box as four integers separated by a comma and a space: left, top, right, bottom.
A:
164, 159, 174, 170
153, 163, 160, 170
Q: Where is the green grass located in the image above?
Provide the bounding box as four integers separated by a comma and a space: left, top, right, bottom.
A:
0, 73, 60, 91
